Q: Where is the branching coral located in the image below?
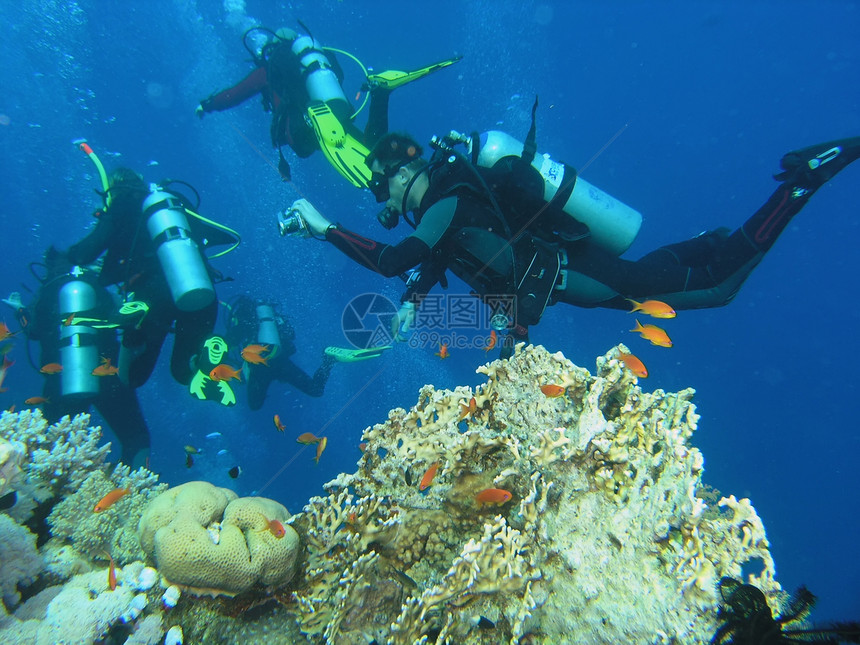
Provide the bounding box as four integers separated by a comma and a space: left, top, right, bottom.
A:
286, 343, 780, 644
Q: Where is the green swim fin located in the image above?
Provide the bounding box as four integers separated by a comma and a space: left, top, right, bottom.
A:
324, 345, 391, 363
364, 55, 463, 92
306, 103, 372, 188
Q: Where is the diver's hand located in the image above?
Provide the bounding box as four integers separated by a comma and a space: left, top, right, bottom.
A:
290, 199, 332, 237
1, 292, 23, 310
195, 104, 205, 119
391, 301, 416, 342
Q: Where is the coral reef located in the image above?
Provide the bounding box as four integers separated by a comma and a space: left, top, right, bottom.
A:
138, 481, 300, 596
0, 514, 43, 610
288, 343, 782, 644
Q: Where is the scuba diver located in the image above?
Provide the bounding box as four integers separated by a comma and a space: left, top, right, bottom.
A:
2, 252, 151, 468
50, 142, 242, 405
222, 295, 388, 410
282, 108, 860, 358
196, 25, 461, 187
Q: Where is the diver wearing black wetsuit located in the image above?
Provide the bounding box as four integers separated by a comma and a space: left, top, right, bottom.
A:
289, 132, 860, 356
222, 296, 334, 410
60, 168, 218, 388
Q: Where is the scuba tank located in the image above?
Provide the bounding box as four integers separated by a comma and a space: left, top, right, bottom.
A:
142, 186, 215, 312
57, 272, 99, 398
291, 34, 350, 108
255, 303, 281, 359
469, 130, 642, 255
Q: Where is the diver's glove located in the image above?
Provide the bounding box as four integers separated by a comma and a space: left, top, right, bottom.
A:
1, 292, 23, 311
391, 301, 416, 343
195, 104, 205, 119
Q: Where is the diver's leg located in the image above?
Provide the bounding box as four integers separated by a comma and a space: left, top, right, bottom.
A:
556, 137, 860, 311
96, 377, 151, 468
364, 89, 391, 147
171, 300, 217, 386
279, 355, 334, 398
246, 363, 273, 411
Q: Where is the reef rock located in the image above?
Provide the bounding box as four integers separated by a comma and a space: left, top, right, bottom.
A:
288, 344, 780, 644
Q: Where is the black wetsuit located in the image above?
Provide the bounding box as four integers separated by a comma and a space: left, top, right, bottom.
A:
324, 142, 855, 347
24, 265, 151, 465
65, 188, 217, 388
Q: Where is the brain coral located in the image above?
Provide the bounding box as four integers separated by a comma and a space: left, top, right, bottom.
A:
137, 481, 299, 596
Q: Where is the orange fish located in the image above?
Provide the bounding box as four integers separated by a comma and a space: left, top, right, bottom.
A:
241, 344, 270, 365
483, 330, 497, 353
24, 396, 50, 405
268, 519, 286, 539
296, 432, 322, 445
346, 511, 358, 524
273, 414, 286, 432
94, 487, 130, 513
107, 553, 117, 591
62, 313, 76, 326
0, 356, 14, 392
617, 352, 648, 378
358, 442, 367, 453
458, 396, 478, 420
242, 343, 270, 356
540, 384, 566, 398
40, 362, 63, 374
435, 343, 449, 359
209, 364, 242, 382
0, 322, 16, 341
314, 436, 328, 465
630, 320, 673, 348
626, 298, 676, 319
419, 462, 439, 491
475, 488, 513, 507
92, 358, 119, 376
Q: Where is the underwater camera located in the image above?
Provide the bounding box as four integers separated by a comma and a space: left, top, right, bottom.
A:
277, 208, 311, 238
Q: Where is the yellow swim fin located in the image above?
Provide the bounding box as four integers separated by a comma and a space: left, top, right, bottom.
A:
307, 102, 372, 188
364, 55, 463, 92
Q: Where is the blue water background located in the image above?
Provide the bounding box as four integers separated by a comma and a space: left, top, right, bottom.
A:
1, 0, 858, 623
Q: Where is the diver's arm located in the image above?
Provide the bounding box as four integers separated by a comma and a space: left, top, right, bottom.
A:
66, 217, 114, 266
325, 227, 430, 277
200, 67, 268, 113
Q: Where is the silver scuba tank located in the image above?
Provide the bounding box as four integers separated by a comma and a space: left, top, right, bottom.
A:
469, 130, 642, 255
255, 303, 281, 358
291, 35, 350, 106
57, 274, 99, 398
142, 187, 215, 312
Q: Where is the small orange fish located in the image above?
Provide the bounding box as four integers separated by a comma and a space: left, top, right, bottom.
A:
242, 352, 269, 366
540, 384, 566, 398
314, 436, 328, 465
40, 362, 63, 374
458, 396, 478, 420
0, 322, 16, 341
242, 343, 270, 356
107, 553, 117, 591
435, 343, 449, 359
92, 358, 119, 376
419, 462, 439, 491
626, 298, 676, 319
617, 352, 648, 378
209, 364, 242, 382
630, 320, 673, 348
475, 488, 513, 507
273, 414, 286, 432
94, 487, 130, 513
296, 432, 322, 445
358, 442, 367, 453
62, 313, 76, 326
24, 396, 50, 405
268, 519, 286, 539
484, 330, 497, 353
346, 511, 357, 524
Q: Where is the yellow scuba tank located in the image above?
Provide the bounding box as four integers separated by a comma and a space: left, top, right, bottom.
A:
57, 271, 100, 398
469, 130, 642, 255
142, 186, 215, 311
